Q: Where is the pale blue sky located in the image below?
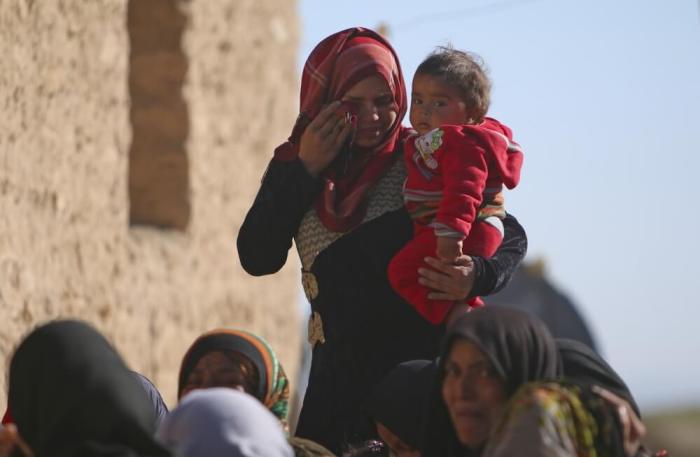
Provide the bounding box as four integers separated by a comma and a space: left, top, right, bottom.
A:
298, 0, 700, 411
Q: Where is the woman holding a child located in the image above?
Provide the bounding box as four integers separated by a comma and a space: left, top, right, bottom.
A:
237, 27, 527, 452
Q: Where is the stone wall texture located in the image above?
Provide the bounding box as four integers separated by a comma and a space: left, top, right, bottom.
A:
0, 0, 301, 409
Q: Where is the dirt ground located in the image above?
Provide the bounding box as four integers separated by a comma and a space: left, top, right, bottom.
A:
643, 407, 700, 457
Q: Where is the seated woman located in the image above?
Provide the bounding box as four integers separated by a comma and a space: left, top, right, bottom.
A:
421, 306, 650, 457
486, 338, 654, 457
4, 319, 171, 457
2, 370, 168, 433
132, 371, 169, 427
557, 338, 641, 417
157, 388, 293, 457
364, 360, 436, 457
178, 329, 290, 432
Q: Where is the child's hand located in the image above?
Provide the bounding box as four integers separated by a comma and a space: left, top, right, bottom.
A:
436, 237, 463, 263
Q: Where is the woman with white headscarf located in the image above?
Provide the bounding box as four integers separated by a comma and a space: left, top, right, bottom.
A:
157, 388, 293, 457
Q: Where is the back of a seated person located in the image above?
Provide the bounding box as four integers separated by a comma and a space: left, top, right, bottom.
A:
7, 319, 171, 457
157, 388, 293, 457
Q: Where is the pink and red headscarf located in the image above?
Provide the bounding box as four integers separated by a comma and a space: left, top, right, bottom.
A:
275, 27, 409, 232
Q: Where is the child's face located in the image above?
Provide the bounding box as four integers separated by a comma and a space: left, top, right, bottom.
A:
410, 73, 472, 135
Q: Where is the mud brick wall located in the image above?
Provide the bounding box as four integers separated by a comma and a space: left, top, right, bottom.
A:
0, 0, 301, 408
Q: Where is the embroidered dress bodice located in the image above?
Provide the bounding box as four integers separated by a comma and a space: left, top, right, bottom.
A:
295, 157, 407, 271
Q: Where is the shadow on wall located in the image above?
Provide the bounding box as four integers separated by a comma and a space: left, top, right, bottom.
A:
484, 259, 598, 352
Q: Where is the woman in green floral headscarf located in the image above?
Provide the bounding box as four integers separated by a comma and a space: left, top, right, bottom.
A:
178, 328, 290, 433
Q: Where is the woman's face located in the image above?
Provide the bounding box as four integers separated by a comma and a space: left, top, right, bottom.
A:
441, 338, 507, 450
375, 422, 420, 457
181, 351, 258, 398
341, 75, 398, 148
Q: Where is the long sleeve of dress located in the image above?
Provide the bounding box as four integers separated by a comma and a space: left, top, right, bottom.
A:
237, 158, 322, 276
470, 213, 527, 297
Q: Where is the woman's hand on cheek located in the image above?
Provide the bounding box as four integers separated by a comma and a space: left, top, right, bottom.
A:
418, 255, 475, 301
299, 101, 355, 177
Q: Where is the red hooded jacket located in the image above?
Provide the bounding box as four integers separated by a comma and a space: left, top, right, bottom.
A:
403, 117, 523, 238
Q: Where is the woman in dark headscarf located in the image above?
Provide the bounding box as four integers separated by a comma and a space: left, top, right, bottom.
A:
2, 371, 168, 450
364, 360, 436, 457
422, 307, 650, 457
177, 328, 290, 433
483, 337, 653, 457
557, 338, 640, 416
556, 338, 653, 457
7, 319, 171, 457
421, 306, 559, 457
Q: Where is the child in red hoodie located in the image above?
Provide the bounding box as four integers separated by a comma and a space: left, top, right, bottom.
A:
388, 47, 523, 325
